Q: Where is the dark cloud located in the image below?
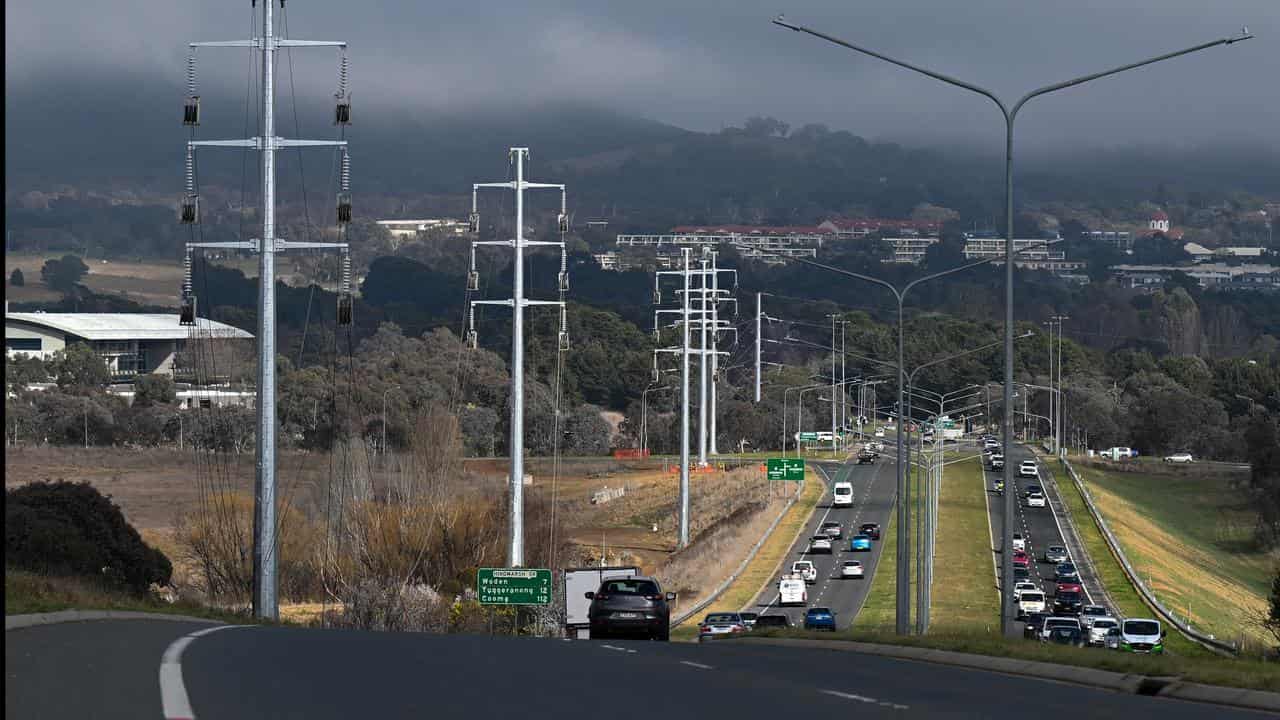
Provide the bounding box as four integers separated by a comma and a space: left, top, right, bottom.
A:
5, 1, 1277, 149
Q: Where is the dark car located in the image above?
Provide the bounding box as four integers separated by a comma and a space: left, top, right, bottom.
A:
859, 523, 882, 541
857, 450, 876, 464
738, 611, 759, 629
1014, 566, 1031, 582
1053, 590, 1084, 615
1023, 612, 1050, 640
1055, 562, 1080, 582
586, 576, 674, 641
753, 614, 793, 630
804, 607, 837, 631
1046, 626, 1086, 647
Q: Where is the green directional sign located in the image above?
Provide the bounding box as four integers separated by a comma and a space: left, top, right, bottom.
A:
477, 568, 553, 605
798, 432, 818, 442
767, 458, 805, 481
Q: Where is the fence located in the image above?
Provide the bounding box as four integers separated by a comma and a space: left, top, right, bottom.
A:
1059, 455, 1239, 656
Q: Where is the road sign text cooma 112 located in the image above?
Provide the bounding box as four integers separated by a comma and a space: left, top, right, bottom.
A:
766, 458, 805, 481
477, 568, 553, 605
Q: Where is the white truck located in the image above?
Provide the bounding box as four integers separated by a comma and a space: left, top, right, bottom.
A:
564, 566, 639, 639
778, 574, 807, 606
791, 560, 818, 584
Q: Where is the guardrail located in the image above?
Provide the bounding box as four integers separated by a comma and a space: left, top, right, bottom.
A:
670, 472, 808, 628
1059, 455, 1239, 656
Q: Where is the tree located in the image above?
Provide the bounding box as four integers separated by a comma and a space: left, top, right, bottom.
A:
40, 254, 89, 293
1264, 567, 1280, 649
133, 373, 175, 407
48, 344, 110, 390
9, 268, 25, 287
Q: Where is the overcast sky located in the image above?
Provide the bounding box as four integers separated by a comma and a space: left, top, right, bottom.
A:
6, 0, 1277, 151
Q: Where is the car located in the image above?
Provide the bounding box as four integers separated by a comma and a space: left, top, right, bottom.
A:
1040, 616, 1082, 641
778, 574, 807, 606
739, 611, 759, 629
1027, 493, 1047, 508
874, 427, 886, 438
804, 606, 837, 631
1088, 617, 1120, 647
840, 560, 865, 579
821, 521, 843, 540
792, 560, 818, 584
1103, 626, 1123, 650
753, 614, 793, 630
1163, 452, 1194, 464
1013, 581, 1039, 599
1019, 460, 1039, 478
1023, 612, 1049, 639
850, 534, 873, 552
991, 455, 1005, 471
1055, 563, 1080, 582
859, 523, 882, 540
832, 481, 854, 508
868, 441, 885, 453
809, 535, 834, 554
992, 479, 1005, 495
1079, 605, 1109, 628
1023, 485, 1042, 498
698, 612, 748, 642
1119, 618, 1165, 654
1047, 625, 1086, 647
857, 450, 877, 464
1018, 590, 1047, 617
1055, 581, 1084, 597
1053, 590, 1084, 615
1013, 551, 1030, 568
1014, 566, 1031, 582
586, 576, 674, 641
983, 439, 1000, 450
1012, 532, 1026, 552
1043, 545, 1070, 564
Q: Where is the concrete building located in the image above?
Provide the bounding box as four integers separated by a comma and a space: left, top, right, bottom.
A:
881, 237, 939, 264
375, 219, 469, 242
1084, 230, 1134, 253
1110, 263, 1279, 291
962, 234, 1084, 273
5, 312, 252, 380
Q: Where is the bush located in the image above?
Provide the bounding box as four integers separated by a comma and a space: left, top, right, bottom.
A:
5, 480, 172, 594
10, 268, 25, 287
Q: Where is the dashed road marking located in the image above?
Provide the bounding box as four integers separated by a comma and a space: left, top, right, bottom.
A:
680, 661, 715, 670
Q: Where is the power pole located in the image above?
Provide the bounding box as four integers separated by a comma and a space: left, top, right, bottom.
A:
467, 148, 570, 567
698, 255, 709, 466
826, 314, 839, 454
840, 320, 847, 446
706, 251, 737, 453
1045, 319, 1055, 450
179, 1, 350, 620
1053, 314, 1069, 457
755, 292, 763, 402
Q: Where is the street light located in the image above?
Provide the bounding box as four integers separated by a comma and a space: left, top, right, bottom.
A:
771, 16, 1251, 636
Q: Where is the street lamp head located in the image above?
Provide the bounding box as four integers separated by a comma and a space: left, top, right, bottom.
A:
773, 15, 800, 31
1227, 27, 1253, 43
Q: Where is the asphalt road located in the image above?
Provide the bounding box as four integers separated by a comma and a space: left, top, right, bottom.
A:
984, 444, 1111, 635
7, 619, 1267, 719
746, 450, 897, 629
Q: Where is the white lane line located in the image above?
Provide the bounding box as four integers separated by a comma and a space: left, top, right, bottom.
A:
680, 660, 715, 670
822, 688, 908, 710
160, 624, 248, 720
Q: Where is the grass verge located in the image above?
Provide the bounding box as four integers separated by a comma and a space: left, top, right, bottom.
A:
856, 510, 900, 630
1072, 459, 1273, 651
930, 457, 1001, 630
671, 474, 823, 640
5, 568, 253, 624
746, 627, 1279, 692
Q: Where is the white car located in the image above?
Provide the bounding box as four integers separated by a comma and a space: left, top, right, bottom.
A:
874, 427, 886, 438
1040, 616, 1082, 641
1079, 605, 1110, 629
832, 481, 854, 508
1013, 581, 1039, 599
1088, 617, 1120, 646
792, 560, 818, 584
840, 560, 865, 579
1163, 453, 1194, 464
1027, 493, 1047, 508
1018, 590, 1047, 617
809, 536, 833, 554
1012, 532, 1026, 552
1019, 460, 1039, 478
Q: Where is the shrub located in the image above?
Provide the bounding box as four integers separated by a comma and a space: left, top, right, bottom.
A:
10, 268, 24, 287
5, 480, 172, 594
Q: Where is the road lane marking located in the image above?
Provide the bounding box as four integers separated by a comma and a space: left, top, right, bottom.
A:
160, 624, 248, 720
821, 688, 907, 709
601, 644, 636, 653
680, 661, 715, 670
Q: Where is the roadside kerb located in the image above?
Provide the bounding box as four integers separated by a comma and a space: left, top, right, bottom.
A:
670, 468, 809, 627
1059, 456, 1239, 657
736, 636, 1280, 714
6, 609, 225, 631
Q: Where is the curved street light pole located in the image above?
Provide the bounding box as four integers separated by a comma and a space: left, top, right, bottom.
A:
771, 16, 1252, 635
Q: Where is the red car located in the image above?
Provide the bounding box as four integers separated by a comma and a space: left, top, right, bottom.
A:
1056, 581, 1084, 596
1012, 551, 1030, 568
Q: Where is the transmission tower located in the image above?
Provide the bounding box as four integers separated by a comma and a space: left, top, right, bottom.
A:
465, 147, 569, 568
178, 0, 352, 620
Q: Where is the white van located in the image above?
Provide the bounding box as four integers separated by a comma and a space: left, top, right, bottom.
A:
832, 482, 854, 507
1119, 618, 1165, 654
778, 575, 807, 606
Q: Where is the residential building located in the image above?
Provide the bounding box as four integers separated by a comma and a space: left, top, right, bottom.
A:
817, 217, 942, 239
1084, 230, 1133, 253
962, 233, 1084, 273
5, 312, 252, 380
1182, 242, 1214, 262
881, 237, 939, 264
1110, 263, 1279, 290
616, 225, 821, 265
375, 218, 469, 242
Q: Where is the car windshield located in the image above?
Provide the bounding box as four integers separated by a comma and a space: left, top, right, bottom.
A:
600, 579, 660, 595
794, 562, 812, 569
739, 613, 758, 621
823, 523, 839, 529
844, 561, 861, 567
808, 608, 831, 615
1049, 546, 1065, 553
705, 614, 741, 624
1093, 619, 1117, 629
854, 534, 869, 540
1124, 620, 1160, 635
1022, 592, 1044, 602
1057, 592, 1081, 602
1046, 619, 1077, 628
834, 486, 852, 495
1084, 607, 1105, 615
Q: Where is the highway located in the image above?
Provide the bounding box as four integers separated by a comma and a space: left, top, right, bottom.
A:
6, 618, 1264, 719
745, 448, 897, 629
984, 443, 1112, 634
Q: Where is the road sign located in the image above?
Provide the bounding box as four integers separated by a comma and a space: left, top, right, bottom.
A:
477, 568, 553, 605
766, 458, 805, 481
797, 432, 818, 442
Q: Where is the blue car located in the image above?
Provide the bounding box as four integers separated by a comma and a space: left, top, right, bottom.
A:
850, 534, 873, 552
804, 607, 837, 631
